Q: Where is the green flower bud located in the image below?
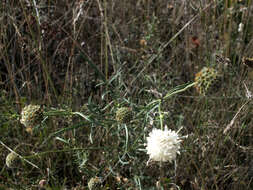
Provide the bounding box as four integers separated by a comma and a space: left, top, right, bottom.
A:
115, 107, 133, 124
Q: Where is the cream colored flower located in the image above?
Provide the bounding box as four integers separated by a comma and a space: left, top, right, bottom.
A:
6, 152, 19, 168
88, 176, 102, 190
146, 127, 182, 162
20, 104, 43, 129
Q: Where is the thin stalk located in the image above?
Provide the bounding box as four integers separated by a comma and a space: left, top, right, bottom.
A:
158, 100, 163, 130
163, 82, 196, 100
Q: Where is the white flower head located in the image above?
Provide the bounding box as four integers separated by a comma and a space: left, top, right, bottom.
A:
146, 127, 182, 163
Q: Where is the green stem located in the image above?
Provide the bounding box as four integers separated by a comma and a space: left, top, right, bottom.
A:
24, 147, 103, 159
163, 82, 196, 100
158, 100, 163, 130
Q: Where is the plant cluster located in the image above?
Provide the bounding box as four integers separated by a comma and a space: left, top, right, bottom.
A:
0, 0, 253, 189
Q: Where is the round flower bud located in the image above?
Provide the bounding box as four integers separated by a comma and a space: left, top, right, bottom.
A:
6, 152, 19, 168
115, 107, 133, 124
194, 67, 221, 95
88, 177, 102, 190
20, 105, 43, 129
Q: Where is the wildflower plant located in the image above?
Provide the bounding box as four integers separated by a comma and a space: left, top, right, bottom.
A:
143, 83, 194, 164
1, 0, 252, 188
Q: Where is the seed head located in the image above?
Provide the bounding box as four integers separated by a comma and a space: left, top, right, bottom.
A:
194, 67, 221, 95
6, 152, 19, 168
20, 105, 43, 129
88, 176, 102, 190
